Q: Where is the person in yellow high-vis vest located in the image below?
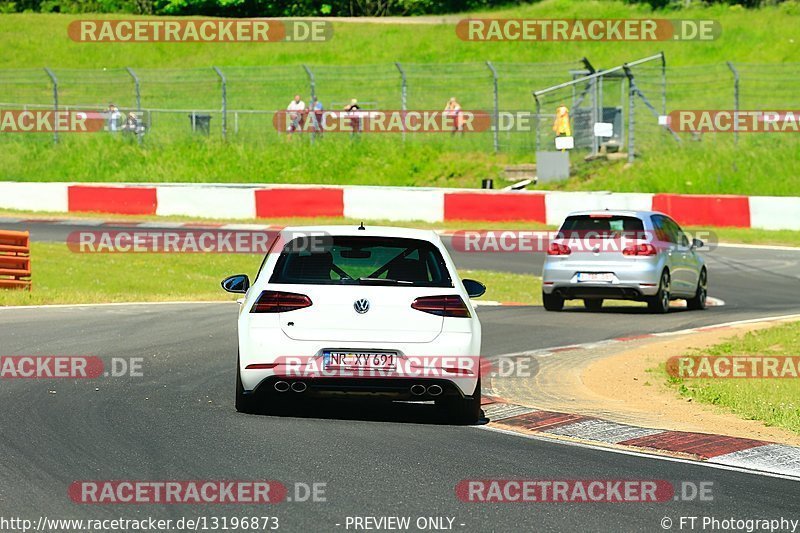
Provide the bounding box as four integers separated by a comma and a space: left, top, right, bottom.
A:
553, 104, 571, 137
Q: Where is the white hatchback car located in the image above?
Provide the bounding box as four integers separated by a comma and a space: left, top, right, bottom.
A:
222, 225, 485, 423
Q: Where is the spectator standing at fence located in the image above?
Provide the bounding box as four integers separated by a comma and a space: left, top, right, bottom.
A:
344, 98, 361, 137
444, 97, 464, 135
122, 112, 139, 133
286, 94, 306, 139
553, 104, 571, 137
310, 96, 324, 138
106, 103, 121, 133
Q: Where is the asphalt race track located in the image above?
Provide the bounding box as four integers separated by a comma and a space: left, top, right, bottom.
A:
5, 217, 800, 343
1, 219, 800, 530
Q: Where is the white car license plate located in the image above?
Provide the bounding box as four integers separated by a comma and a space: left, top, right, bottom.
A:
577, 272, 614, 283
323, 352, 396, 370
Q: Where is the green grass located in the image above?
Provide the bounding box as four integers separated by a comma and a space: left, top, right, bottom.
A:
659, 321, 800, 434
554, 137, 800, 197
693, 227, 800, 248
0, 243, 541, 306
0, 1, 798, 194
459, 269, 542, 305
1, 2, 797, 69
0, 135, 507, 188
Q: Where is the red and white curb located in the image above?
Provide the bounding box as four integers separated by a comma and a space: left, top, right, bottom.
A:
2, 181, 800, 230
479, 403, 800, 478
480, 313, 800, 478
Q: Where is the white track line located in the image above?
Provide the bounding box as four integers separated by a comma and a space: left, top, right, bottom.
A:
493, 312, 800, 359
716, 242, 800, 252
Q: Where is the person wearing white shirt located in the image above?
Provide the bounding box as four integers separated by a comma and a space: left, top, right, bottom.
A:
286, 94, 306, 137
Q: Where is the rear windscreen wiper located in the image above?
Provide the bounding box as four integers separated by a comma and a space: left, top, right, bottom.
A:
357, 277, 413, 285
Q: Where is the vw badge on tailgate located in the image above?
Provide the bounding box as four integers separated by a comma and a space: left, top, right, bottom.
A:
353, 299, 370, 314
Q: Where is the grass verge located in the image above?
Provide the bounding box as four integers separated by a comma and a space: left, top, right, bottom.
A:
0, 1, 799, 194
659, 321, 800, 435
0, 243, 541, 306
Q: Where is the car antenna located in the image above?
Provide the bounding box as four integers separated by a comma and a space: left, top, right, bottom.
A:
358, 221, 365, 231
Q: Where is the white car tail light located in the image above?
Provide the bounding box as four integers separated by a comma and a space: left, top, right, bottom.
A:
411, 295, 471, 318
251, 291, 312, 313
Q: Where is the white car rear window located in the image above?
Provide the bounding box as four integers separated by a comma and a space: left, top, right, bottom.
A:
269, 236, 453, 287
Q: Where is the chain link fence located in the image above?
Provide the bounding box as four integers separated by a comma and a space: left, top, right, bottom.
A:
531, 57, 800, 162
0, 59, 797, 159
0, 60, 577, 152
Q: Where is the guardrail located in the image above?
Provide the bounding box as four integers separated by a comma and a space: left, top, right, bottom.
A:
0, 230, 31, 290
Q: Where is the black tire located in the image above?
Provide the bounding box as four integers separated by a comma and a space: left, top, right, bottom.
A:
686, 268, 708, 310
439, 378, 481, 425
542, 291, 564, 311
583, 299, 603, 311
235, 356, 258, 414
647, 270, 671, 314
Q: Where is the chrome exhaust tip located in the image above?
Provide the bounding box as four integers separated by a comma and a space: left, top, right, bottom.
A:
427, 384, 443, 397
274, 381, 290, 393
410, 384, 426, 396
291, 381, 307, 393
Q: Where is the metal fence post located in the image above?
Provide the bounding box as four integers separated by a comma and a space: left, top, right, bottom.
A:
302, 65, 316, 142
486, 61, 500, 153
303, 65, 315, 101
126, 67, 141, 113
590, 77, 599, 157
533, 94, 541, 153
660, 51, 666, 116
619, 76, 626, 150
44, 67, 58, 144
395, 62, 406, 141
624, 66, 635, 164
727, 61, 740, 145
213, 66, 227, 140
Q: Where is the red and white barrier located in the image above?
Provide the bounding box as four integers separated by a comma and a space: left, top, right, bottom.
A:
544, 192, 654, 226
0, 182, 69, 213
344, 187, 444, 222
749, 196, 800, 231
1, 181, 798, 230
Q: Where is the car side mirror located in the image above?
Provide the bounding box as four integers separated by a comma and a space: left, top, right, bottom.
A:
692, 238, 704, 249
462, 278, 486, 298
221, 274, 250, 294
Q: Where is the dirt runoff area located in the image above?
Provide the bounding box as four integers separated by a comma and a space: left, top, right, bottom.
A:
583, 321, 800, 447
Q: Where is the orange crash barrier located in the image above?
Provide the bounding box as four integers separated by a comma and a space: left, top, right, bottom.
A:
0, 230, 31, 290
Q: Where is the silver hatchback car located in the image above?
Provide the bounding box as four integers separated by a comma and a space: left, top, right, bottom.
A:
541, 210, 707, 313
